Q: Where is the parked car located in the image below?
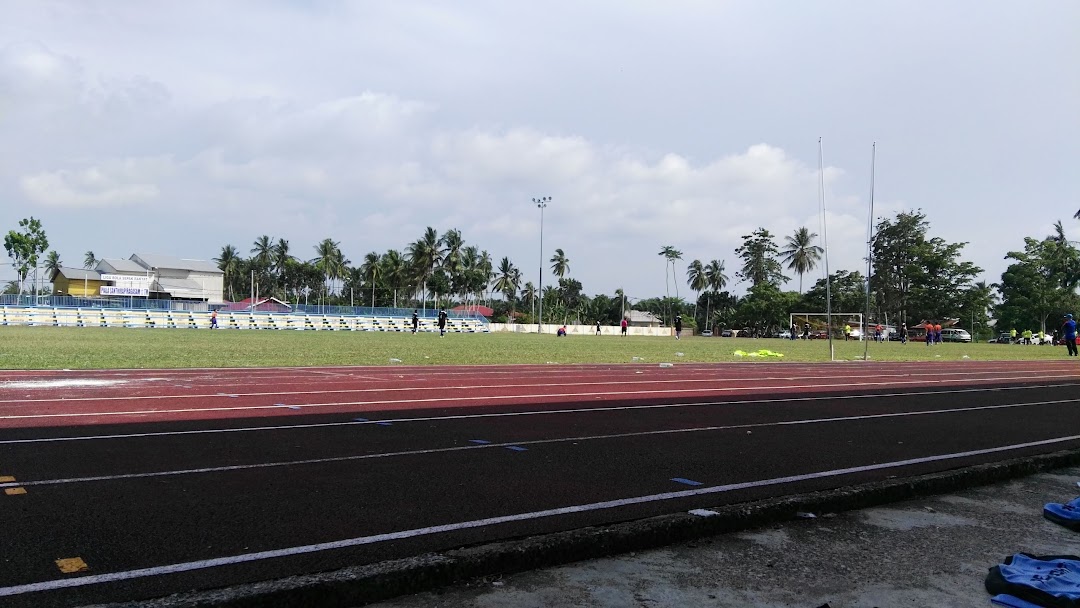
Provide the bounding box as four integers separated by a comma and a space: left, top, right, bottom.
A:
939, 328, 972, 343
990, 332, 1013, 344
775, 330, 792, 339
699, 330, 713, 337
720, 329, 734, 337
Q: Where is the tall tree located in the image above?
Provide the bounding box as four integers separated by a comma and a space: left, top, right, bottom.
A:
83, 251, 98, 270
780, 227, 823, 292
312, 238, 347, 303
686, 259, 706, 328
408, 227, 443, 310
251, 235, 274, 269
658, 245, 683, 323
494, 257, 519, 310
997, 234, 1080, 333
380, 249, 407, 308
4, 217, 49, 296
44, 251, 62, 286
735, 228, 787, 288
360, 251, 382, 307
214, 244, 242, 301
703, 259, 729, 332
871, 210, 981, 324
550, 248, 570, 279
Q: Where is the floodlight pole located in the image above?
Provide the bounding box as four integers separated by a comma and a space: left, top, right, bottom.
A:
864, 142, 876, 362
534, 196, 550, 334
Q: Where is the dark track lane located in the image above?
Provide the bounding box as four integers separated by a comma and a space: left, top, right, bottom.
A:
4, 370, 1080, 606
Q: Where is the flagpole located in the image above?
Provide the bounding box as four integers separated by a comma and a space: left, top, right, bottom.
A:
818, 138, 834, 362
864, 142, 876, 362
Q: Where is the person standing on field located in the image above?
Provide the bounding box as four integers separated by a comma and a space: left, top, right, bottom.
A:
438, 309, 448, 337
674, 315, 683, 340
1063, 314, 1077, 357
596, 320, 601, 335
620, 317, 628, 337
411, 310, 419, 334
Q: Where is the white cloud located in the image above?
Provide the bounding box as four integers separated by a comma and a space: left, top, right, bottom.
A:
20, 157, 173, 207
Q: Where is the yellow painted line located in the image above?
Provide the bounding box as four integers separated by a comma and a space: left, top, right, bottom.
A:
0, 476, 14, 483
5, 487, 26, 495
55, 557, 89, 574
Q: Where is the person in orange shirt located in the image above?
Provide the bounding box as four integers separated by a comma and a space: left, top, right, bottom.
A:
934, 323, 942, 344
210, 310, 218, 329
925, 322, 934, 346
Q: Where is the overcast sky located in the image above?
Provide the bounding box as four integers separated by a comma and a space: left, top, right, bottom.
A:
2, 1, 1077, 301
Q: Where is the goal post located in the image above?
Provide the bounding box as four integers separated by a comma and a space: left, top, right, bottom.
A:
789, 312, 863, 339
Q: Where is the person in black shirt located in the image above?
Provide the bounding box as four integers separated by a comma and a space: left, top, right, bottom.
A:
674, 315, 683, 340
438, 310, 447, 337
411, 310, 419, 334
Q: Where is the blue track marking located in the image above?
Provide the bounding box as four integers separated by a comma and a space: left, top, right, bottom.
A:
353, 417, 368, 422
376, 422, 393, 426
671, 477, 703, 486
469, 440, 491, 444
504, 446, 527, 452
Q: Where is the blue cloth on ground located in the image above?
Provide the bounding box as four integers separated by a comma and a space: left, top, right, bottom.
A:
986, 553, 1080, 607
992, 593, 1054, 608
1044, 497, 1080, 531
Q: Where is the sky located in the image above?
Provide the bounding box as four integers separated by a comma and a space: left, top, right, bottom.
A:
2, 1, 1078, 302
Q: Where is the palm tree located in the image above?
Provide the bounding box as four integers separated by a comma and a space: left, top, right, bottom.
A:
686, 259, 706, 328
83, 251, 97, 269
312, 238, 346, 304
704, 259, 729, 332
407, 227, 443, 310
271, 238, 291, 299
360, 251, 381, 307
494, 257, 518, 312
44, 251, 62, 292
251, 235, 274, 269
523, 281, 537, 321
214, 245, 242, 301
549, 248, 570, 279
658, 245, 683, 323
781, 227, 823, 292
380, 249, 407, 308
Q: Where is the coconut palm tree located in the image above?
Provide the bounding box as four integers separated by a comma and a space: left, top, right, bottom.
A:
312, 238, 346, 304
781, 227, 823, 293
214, 244, 242, 301
493, 257, 519, 314
251, 235, 274, 269
407, 227, 443, 310
83, 251, 97, 270
704, 259, 729, 332
549, 248, 570, 279
658, 245, 683, 322
379, 249, 407, 308
359, 251, 382, 307
686, 259, 706, 328
523, 281, 537, 321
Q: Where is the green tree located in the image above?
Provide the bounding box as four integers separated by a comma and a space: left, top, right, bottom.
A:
312, 238, 347, 303
735, 228, 787, 288
781, 227, 823, 293
359, 251, 382, 307
686, 259, 706, 328
4, 217, 49, 296
83, 251, 97, 270
44, 250, 62, 278
871, 210, 982, 325
996, 234, 1080, 334
214, 245, 242, 301
735, 283, 801, 336
408, 227, 443, 309
801, 270, 867, 317
550, 248, 570, 279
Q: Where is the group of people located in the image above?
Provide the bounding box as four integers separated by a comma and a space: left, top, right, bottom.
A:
922, 322, 944, 345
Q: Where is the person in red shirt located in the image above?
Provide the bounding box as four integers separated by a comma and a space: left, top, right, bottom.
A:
620, 317, 628, 337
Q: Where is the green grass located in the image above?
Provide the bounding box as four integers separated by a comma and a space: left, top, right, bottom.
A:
0, 326, 1070, 370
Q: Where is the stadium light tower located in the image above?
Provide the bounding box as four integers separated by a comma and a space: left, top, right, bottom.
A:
533, 196, 551, 333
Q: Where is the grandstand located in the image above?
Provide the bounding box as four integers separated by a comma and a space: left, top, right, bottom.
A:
0, 300, 489, 334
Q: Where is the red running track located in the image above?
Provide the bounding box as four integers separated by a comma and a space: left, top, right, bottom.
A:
1, 360, 1077, 429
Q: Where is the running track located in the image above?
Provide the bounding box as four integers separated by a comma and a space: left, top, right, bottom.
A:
2, 360, 1079, 606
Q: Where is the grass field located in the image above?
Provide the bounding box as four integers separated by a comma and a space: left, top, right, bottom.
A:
0, 326, 1071, 369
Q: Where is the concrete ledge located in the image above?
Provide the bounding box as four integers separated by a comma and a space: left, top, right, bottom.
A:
90, 448, 1080, 608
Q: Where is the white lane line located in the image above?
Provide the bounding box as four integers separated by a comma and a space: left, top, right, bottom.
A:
3, 433, 1078, 598
3, 397, 1077, 489
0, 369, 1072, 405
2, 382, 1075, 445
0, 374, 1070, 421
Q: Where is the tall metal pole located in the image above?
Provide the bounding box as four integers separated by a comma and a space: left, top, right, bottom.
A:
864, 142, 876, 361
818, 138, 834, 361
533, 196, 550, 334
